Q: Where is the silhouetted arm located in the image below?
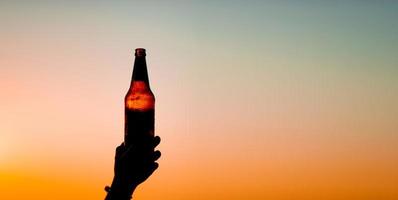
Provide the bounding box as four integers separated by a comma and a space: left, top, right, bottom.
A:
105, 136, 161, 200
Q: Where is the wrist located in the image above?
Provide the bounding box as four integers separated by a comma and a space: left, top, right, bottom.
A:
105, 177, 137, 200
113, 176, 137, 192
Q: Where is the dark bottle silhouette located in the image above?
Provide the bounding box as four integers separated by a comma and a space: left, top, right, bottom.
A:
105, 49, 159, 200
124, 48, 155, 148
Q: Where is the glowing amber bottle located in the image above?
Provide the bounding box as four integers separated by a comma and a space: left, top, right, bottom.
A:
124, 48, 155, 147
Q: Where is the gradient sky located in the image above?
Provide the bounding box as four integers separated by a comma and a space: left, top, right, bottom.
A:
1, 1, 398, 200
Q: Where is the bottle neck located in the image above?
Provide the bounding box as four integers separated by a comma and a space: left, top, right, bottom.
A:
131, 55, 150, 85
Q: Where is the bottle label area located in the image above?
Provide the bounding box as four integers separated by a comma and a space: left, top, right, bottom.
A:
124, 109, 155, 147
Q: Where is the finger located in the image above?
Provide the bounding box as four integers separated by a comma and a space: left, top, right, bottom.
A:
152, 162, 159, 171
152, 136, 161, 148
115, 143, 126, 157
152, 150, 161, 161
149, 162, 159, 174
141, 162, 159, 180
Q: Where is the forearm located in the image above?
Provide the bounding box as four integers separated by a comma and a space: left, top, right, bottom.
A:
105, 178, 137, 200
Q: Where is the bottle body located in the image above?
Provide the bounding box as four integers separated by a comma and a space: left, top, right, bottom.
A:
124, 48, 155, 147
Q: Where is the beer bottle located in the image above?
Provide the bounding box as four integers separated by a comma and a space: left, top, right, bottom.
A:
124, 48, 155, 147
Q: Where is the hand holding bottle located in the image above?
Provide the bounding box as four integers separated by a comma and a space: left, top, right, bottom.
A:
106, 48, 159, 200
105, 136, 161, 200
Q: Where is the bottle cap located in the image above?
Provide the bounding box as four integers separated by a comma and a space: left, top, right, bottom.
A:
135, 48, 146, 56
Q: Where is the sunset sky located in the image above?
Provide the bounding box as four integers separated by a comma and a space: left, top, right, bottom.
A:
1, 1, 397, 199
